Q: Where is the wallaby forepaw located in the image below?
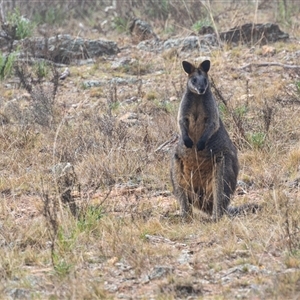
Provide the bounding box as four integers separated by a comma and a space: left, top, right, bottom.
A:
184, 137, 193, 148
196, 139, 206, 151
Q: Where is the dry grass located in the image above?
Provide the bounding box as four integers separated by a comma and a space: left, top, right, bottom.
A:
0, 1, 300, 299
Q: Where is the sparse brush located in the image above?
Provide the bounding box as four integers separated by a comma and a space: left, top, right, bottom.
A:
41, 191, 59, 267
14, 61, 60, 127
262, 101, 273, 133
210, 76, 248, 145
283, 194, 300, 253
52, 162, 79, 218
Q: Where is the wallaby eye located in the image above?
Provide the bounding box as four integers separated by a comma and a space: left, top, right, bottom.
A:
192, 78, 197, 84
203, 78, 207, 86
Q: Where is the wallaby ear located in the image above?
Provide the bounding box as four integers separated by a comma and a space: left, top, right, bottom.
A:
199, 60, 210, 73
182, 61, 195, 75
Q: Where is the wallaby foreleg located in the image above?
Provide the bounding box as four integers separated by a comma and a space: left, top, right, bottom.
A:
197, 120, 219, 151
179, 117, 193, 148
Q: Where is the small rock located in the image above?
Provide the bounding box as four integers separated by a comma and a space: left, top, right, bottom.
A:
129, 18, 158, 42
7, 288, 31, 299
59, 67, 70, 80
118, 112, 139, 126
111, 57, 131, 69
152, 190, 172, 197
262, 45, 276, 56
198, 25, 215, 35
124, 96, 138, 104
104, 282, 118, 293
219, 23, 289, 45
178, 249, 193, 264
149, 266, 173, 280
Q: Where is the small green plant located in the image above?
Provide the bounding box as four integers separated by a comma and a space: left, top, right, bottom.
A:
146, 91, 158, 101
33, 6, 65, 26
277, 0, 291, 25
154, 99, 173, 113
109, 101, 120, 111
234, 105, 248, 118
77, 206, 104, 232
56, 226, 77, 253
34, 61, 50, 79
248, 132, 266, 149
242, 264, 249, 273
140, 231, 149, 241
113, 17, 128, 33
192, 19, 212, 32
53, 255, 73, 278
0, 51, 17, 80
296, 81, 300, 94
164, 25, 175, 35
146, 0, 169, 20
121, 61, 151, 76
45, 7, 62, 25
7, 8, 35, 39
218, 102, 227, 118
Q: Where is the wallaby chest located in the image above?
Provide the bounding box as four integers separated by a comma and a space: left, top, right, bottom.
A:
181, 96, 208, 143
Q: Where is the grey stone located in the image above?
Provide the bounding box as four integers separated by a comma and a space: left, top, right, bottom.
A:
149, 266, 173, 280
219, 23, 289, 45
18, 34, 119, 63
82, 77, 141, 89
137, 34, 219, 53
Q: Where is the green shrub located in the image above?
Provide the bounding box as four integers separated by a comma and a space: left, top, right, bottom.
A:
33, 6, 65, 26
0, 51, 17, 80
77, 206, 104, 232
192, 19, 212, 32
113, 16, 128, 33
34, 61, 50, 79
7, 8, 35, 39
296, 81, 300, 94
248, 132, 266, 149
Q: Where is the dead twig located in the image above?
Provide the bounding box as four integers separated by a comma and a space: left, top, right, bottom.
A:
210, 77, 247, 142
238, 62, 300, 71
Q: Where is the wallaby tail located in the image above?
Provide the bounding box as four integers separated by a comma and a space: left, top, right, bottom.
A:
226, 203, 261, 217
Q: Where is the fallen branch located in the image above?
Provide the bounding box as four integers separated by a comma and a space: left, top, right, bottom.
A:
238, 62, 300, 70
17, 57, 67, 68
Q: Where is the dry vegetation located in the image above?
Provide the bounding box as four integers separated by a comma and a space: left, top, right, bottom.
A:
0, 0, 300, 299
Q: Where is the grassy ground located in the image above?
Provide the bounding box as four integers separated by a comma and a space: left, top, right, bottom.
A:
0, 1, 300, 299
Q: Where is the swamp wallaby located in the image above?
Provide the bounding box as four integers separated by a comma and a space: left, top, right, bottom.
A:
171, 60, 256, 221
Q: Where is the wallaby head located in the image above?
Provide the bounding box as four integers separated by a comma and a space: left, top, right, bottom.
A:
182, 60, 210, 95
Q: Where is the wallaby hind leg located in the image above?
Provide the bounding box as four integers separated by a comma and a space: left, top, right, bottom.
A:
212, 153, 225, 222
171, 154, 192, 218
175, 186, 192, 218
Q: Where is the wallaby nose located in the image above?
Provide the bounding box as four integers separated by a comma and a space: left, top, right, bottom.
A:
198, 87, 206, 94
